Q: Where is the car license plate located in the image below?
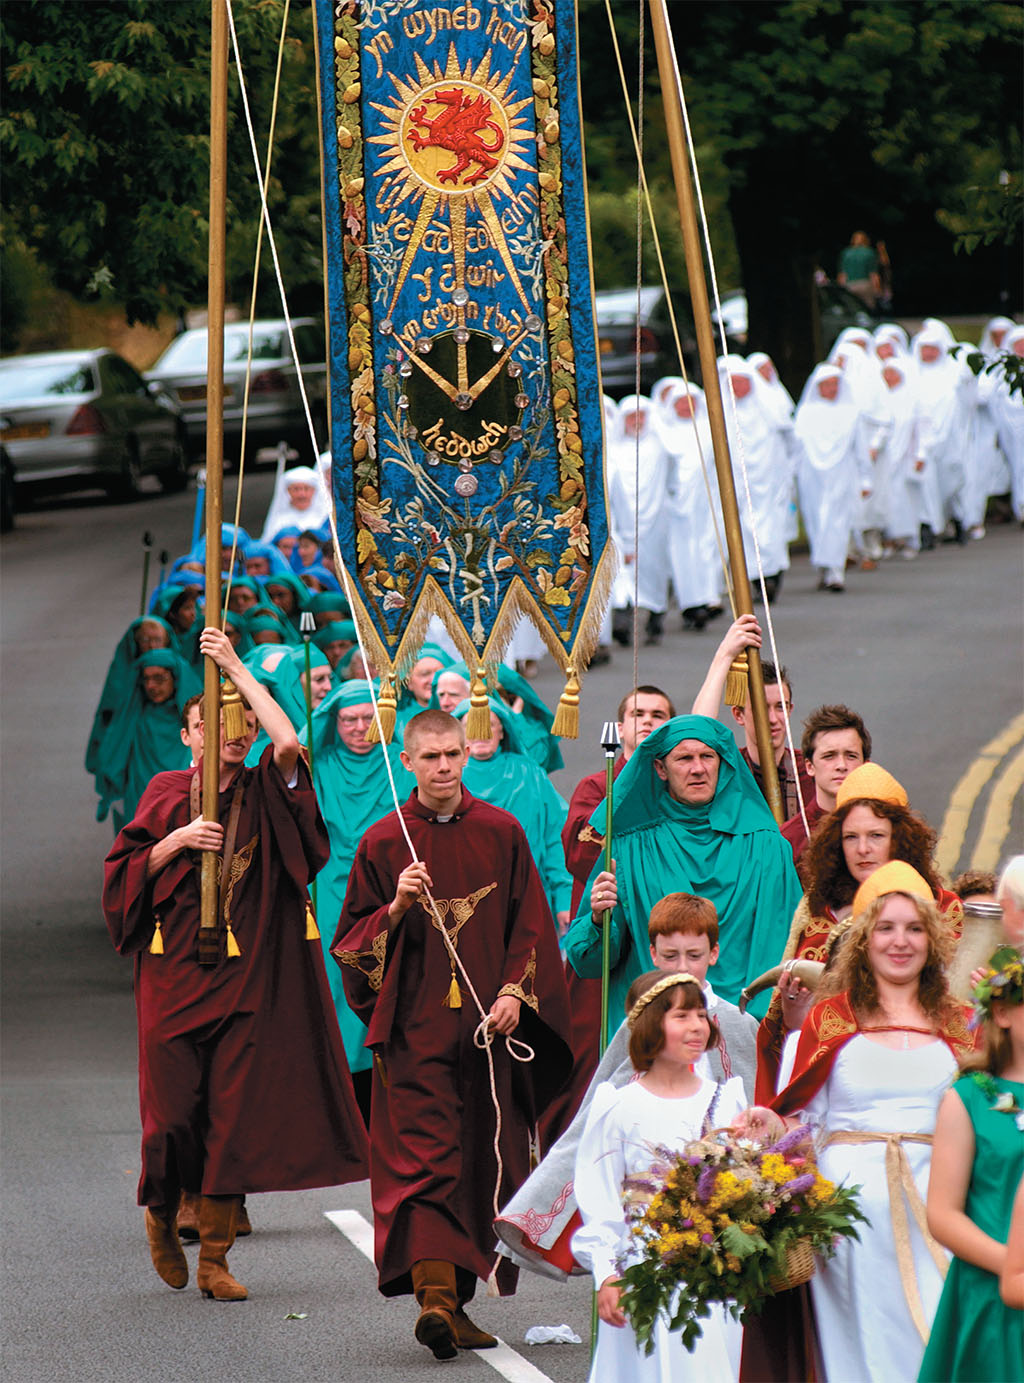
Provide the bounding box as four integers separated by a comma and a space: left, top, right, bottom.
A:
599, 338, 613, 354
1, 421, 50, 440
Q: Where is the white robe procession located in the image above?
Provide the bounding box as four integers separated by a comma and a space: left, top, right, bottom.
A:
651, 379, 722, 613
748, 353, 802, 543
828, 330, 889, 543
875, 360, 926, 547
607, 395, 671, 615
717, 355, 792, 581
260, 464, 332, 541
911, 327, 969, 532
794, 364, 870, 581
991, 324, 1024, 521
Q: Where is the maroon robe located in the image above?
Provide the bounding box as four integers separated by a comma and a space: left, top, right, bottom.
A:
542, 756, 628, 1144
332, 789, 572, 1298
102, 749, 368, 1206
741, 744, 815, 823
780, 793, 826, 864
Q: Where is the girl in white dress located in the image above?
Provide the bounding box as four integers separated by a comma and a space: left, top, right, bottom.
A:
742, 863, 975, 1383
573, 971, 747, 1383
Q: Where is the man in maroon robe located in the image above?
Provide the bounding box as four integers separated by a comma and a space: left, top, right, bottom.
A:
543, 684, 675, 1143
103, 628, 367, 1302
332, 708, 572, 1361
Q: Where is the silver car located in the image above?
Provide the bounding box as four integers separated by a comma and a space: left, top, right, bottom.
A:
146, 318, 328, 464
0, 350, 189, 501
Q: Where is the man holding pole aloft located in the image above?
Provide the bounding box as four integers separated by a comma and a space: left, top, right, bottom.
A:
103, 627, 367, 1301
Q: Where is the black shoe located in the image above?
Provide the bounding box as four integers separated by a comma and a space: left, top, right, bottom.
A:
919, 523, 936, 551
611, 608, 631, 646
762, 572, 782, 605
681, 605, 707, 630
644, 612, 664, 646
705, 604, 724, 622
590, 645, 612, 667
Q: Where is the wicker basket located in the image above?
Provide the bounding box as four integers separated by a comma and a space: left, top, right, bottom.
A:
768, 1237, 816, 1293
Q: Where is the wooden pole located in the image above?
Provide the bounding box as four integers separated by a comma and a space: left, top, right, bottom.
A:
199, 0, 229, 961
647, 0, 783, 822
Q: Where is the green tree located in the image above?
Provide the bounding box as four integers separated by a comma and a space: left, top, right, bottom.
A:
1, 0, 322, 327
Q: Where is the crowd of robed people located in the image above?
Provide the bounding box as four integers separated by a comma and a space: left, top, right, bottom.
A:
93, 429, 1023, 1379
606, 315, 1023, 647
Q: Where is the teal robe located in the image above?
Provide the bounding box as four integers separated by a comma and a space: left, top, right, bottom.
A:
303, 682, 414, 1071
563, 714, 802, 1031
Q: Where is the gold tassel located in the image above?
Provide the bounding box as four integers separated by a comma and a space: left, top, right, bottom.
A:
305, 902, 320, 941
464, 664, 491, 740
149, 919, 164, 955
485, 1260, 501, 1298
364, 670, 396, 744
225, 924, 241, 959
442, 972, 462, 1009
724, 652, 749, 708
550, 665, 580, 738
220, 677, 249, 740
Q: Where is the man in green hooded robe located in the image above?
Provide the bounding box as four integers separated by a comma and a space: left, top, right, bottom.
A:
563, 714, 802, 1027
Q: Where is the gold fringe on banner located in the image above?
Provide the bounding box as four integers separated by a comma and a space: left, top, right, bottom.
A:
365, 670, 397, 744
550, 665, 580, 738
149, 918, 164, 956
465, 665, 492, 741
220, 678, 250, 741
724, 652, 749, 708
305, 902, 321, 941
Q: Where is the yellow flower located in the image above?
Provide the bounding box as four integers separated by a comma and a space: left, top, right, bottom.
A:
807, 1173, 834, 1207
760, 1153, 794, 1187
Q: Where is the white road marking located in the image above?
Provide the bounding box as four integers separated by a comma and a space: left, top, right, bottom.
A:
325, 1209, 558, 1383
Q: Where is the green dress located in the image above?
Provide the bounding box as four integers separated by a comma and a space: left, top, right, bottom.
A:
918, 1073, 1024, 1383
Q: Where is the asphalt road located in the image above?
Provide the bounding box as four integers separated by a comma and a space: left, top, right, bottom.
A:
1, 471, 1020, 1383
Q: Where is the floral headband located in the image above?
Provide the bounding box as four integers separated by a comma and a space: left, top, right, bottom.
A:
972, 945, 1024, 1026
627, 972, 702, 1029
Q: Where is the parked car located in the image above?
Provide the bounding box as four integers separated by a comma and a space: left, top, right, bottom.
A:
710, 284, 882, 356
0, 439, 15, 531
594, 286, 700, 398
0, 350, 189, 501
146, 318, 329, 464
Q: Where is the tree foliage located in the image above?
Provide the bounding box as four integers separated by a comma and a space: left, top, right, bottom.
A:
1, 0, 321, 325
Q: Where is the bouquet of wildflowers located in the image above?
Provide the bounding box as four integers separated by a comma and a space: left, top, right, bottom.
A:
617, 1125, 866, 1354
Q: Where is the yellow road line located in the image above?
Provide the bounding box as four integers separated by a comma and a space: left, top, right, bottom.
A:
971, 744, 1024, 874
935, 712, 1024, 878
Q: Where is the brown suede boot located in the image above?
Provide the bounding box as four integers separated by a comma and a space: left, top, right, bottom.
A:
235, 1197, 252, 1236
410, 1259, 458, 1361
145, 1205, 188, 1289
452, 1266, 497, 1349
196, 1195, 248, 1301
176, 1190, 201, 1242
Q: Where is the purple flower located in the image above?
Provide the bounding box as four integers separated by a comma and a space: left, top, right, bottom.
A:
771, 1124, 812, 1156
696, 1166, 717, 1203
682, 1218, 694, 1229
687, 1155, 702, 1167
701, 1233, 714, 1244
782, 1174, 815, 1196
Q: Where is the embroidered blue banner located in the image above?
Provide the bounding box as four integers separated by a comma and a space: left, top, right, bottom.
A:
315, 0, 612, 732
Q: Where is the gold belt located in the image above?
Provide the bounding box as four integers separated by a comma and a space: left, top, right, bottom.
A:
824, 1130, 947, 1344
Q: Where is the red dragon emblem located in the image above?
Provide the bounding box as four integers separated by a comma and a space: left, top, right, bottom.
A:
407, 87, 505, 186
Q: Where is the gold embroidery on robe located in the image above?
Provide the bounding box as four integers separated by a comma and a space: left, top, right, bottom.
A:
419, 882, 498, 1006
499, 947, 539, 1012
576, 824, 604, 846
336, 929, 388, 992
809, 1001, 857, 1065
221, 834, 258, 934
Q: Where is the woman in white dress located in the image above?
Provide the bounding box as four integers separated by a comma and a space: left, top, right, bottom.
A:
652, 380, 722, 626
573, 971, 747, 1383
606, 395, 671, 645
793, 364, 872, 591
876, 360, 926, 556
742, 861, 977, 1383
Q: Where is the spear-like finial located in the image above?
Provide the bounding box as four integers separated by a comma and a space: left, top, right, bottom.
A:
139, 531, 154, 616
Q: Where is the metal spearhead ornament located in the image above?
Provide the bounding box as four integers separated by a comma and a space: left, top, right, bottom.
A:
601, 721, 621, 755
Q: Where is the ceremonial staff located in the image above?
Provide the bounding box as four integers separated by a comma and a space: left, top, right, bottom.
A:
598, 719, 621, 1055
648, 0, 783, 823
300, 609, 318, 918
199, 0, 229, 962
138, 530, 153, 617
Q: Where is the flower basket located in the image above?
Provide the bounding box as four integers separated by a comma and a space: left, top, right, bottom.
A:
617, 1125, 867, 1356
768, 1235, 815, 1292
